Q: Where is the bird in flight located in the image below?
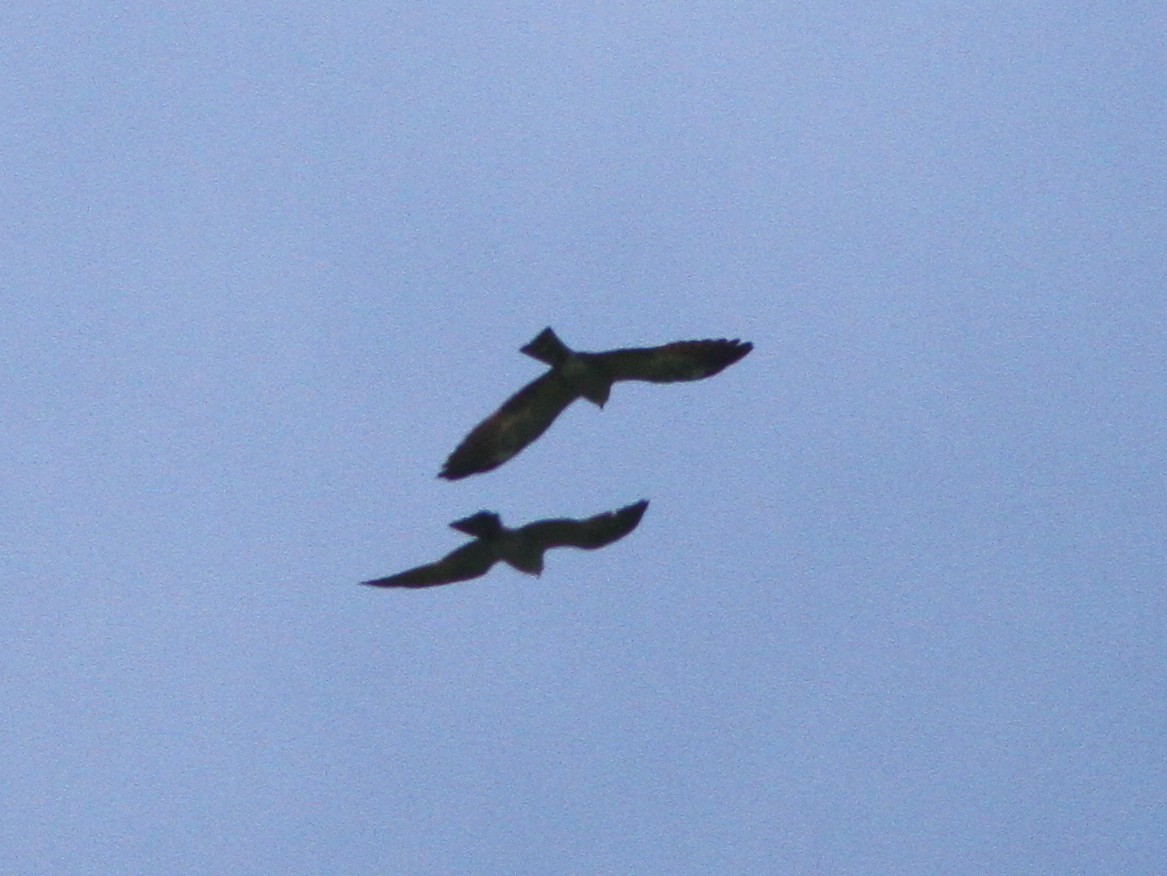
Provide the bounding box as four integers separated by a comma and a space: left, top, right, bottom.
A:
362, 500, 649, 589
439, 328, 752, 479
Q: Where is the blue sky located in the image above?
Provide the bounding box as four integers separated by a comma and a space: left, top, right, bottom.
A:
3, 4, 1165, 873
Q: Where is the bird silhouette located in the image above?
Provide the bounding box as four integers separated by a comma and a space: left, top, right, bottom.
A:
439, 328, 751, 479
362, 500, 649, 589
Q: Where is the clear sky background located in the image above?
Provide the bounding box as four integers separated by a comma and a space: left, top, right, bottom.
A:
3, 4, 1164, 874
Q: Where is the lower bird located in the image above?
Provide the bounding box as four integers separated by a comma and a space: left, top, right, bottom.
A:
362, 500, 649, 589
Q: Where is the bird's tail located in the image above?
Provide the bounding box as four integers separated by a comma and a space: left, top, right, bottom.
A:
520, 327, 572, 366
449, 511, 503, 538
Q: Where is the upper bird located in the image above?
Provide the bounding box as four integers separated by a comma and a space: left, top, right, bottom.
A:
439, 327, 752, 479
362, 500, 649, 589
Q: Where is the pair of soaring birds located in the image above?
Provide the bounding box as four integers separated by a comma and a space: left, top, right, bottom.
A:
362, 327, 752, 589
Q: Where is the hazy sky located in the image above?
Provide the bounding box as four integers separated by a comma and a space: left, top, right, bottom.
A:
3, 4, 1165, 873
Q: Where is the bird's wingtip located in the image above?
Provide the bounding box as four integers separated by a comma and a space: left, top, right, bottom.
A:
624, 499, 650, 521
437, 462, 469, 480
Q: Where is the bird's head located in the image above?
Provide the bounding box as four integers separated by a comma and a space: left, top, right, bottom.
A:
582, 383, 611, 408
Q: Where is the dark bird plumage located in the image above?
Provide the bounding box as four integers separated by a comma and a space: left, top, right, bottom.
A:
439, 328, 752, 479
362, 500, 649, 589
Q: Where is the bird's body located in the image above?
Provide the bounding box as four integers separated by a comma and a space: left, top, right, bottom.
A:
362, 500, 649, 589
440, 328, 752, 479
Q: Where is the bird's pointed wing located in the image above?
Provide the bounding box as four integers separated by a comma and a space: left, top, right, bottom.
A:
595, 339, 752, 384
361, 540, 496, 588
520, 500, 649, 551
439, 372, 578, 479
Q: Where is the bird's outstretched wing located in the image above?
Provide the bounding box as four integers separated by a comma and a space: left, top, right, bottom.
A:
520, 500, 649, 551
362, 540, 496, 589
596, 339, 752, 383
439, 372, 577, 480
